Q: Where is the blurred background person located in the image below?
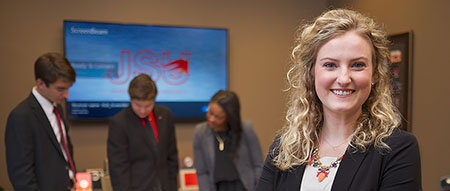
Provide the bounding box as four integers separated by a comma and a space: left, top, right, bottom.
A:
5, 52, 77, 190
193, 90, 263, 191
107, 73, 178, 191
256, 9, 421, 190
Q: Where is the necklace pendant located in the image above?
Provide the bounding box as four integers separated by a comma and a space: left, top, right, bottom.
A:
311, 148, 343, 183
219, 142, 224, 151
317, 171, 328, 182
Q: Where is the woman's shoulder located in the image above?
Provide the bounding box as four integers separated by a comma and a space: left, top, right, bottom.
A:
370, 128, 420, 161
385, 128, 419, 150
193, 121, 210, 134
194, 121, 208, 128
266, 134, 282, 157
241, 120, 254, 131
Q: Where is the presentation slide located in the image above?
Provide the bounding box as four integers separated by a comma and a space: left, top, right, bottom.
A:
64, 21, 228, 119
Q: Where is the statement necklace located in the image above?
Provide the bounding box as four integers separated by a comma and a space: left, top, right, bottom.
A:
308, 148, 343, 182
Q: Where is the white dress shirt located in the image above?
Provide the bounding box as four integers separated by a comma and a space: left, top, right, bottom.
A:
32, 87, 74, 179
300, 156, 341, 191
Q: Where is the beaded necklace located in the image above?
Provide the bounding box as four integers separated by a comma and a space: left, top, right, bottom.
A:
308, 148, 343, 182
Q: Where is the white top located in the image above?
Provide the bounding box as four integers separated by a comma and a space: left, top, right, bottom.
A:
300, 157, 341, 191
32, 87, 74, 178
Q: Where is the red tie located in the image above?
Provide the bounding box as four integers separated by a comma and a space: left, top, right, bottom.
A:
53, 106, 76, 175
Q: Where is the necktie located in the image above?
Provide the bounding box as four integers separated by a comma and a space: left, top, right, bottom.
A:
148, 112, 159, 143
53, 106, 76, 175
140, 116, 159, 143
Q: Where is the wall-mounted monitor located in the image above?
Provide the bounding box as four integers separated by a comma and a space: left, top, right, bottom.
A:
64, 20, 228, 120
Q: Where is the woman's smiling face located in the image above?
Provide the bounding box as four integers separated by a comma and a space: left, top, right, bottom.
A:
314, 30, 374, 116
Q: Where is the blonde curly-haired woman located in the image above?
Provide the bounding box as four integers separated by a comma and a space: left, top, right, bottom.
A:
256, 9, 421, 191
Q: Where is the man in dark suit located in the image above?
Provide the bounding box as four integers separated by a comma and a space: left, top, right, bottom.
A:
107, 73, 179, 191
5, 52, 77, 190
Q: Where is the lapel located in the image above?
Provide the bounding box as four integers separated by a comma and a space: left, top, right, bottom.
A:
286, 165, 306, 191
331, 147, 368, 190
153, 106, 164, 151
205, 126, 216, 171
28, 94, 65, 158
129, 107, 159, 156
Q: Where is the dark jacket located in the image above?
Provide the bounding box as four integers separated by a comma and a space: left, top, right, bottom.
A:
255, 128, 422, 191
107, 105, 179, 191
5, 93, 75, 191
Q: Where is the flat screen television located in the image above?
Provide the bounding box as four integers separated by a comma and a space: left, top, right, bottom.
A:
64, 20, 228, 120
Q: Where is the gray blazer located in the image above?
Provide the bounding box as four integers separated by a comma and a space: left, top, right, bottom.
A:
193, 120, 263, 191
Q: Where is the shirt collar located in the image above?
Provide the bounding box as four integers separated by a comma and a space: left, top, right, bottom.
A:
32, 86, 55, 115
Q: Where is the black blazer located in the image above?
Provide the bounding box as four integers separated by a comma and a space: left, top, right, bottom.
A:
255, 129, 422, 191
107, 105, 179, 191
5, 93, 75, 191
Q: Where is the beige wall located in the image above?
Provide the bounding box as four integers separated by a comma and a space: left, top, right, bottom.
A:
2, 1, 448, 190
329, 0, 450, 190
0, 1, 328, 190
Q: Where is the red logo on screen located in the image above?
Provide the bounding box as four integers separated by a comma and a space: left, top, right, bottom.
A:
107, 49, 190, 85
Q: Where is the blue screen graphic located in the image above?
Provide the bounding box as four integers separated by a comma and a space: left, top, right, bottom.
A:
64, 21, 228, 119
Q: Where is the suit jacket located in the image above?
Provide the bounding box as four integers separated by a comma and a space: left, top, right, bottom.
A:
193, 120, 263, 191
107, 105, 179, 191
5, 93, 75, 191
255, 128, 422, 191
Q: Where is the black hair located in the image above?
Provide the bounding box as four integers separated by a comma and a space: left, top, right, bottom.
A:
210, 90, 243, 158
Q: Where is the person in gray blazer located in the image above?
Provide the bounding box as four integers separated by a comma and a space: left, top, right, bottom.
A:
193, 90, 263, 191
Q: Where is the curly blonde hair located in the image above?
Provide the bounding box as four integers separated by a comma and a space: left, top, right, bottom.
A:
273, 9, 401, 170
